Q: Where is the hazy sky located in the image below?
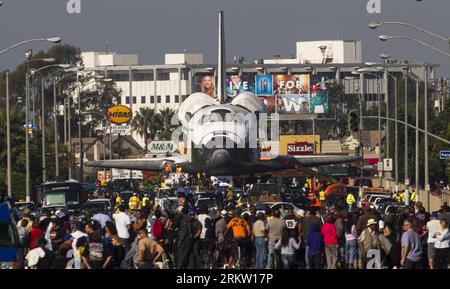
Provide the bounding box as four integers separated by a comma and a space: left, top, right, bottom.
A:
1, 0, 449, 74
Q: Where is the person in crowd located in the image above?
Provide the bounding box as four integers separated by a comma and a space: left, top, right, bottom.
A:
344, 215, 358, 269
401, 218, 423, 269
275, 227, 301, 269
302, 208, 322, 269
426, 211, 441, 269
265, 210, 286, 269
306, 223, 324, 269
433, 219, 450, 269
109, 234, 126, 269
322, 215, 339, 269
113, 205, 131, 253
137, 228, 165, 269
252, 212, 267, 269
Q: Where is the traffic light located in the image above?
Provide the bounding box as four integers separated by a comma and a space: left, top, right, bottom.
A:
349, 112, 359, 132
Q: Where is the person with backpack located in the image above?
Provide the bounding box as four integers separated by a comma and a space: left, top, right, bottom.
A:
151, 210, 165, 241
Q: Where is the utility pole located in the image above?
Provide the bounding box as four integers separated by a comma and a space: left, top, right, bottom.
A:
6, 70, 12, 197
404, 73, 409, 194
25, 72, 31, 201
41, 77, 46, 183
54, 79, 59, 177
424, 65, 430, 210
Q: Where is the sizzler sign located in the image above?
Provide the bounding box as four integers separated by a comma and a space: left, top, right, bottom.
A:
287, 142, 314, 155
105, 105, 132, 125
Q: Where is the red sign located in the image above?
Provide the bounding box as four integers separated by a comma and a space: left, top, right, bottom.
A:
287, 142, 314, 155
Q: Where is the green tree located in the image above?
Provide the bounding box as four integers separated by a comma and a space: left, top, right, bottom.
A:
131, 107, 161, 151
157, 107, 176, 140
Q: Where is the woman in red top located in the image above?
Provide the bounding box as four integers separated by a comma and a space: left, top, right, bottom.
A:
321, 215, 338, 269
29, 221, 44, 250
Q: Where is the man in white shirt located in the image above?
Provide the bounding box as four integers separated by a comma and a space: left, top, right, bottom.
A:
92, 211, 111, 229
426, 211, 441, 269
197, 208, 211, 240
71, 222, 88, 251
113, 205, 131, 253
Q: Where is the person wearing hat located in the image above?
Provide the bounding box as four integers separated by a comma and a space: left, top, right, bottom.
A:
426, 211, 441, 269
358, 218, 381, 266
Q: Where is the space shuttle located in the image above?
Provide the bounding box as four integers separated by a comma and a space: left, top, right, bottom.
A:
86, 12, 360, 176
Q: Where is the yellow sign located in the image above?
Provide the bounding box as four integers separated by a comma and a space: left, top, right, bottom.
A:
279, 135, 321, 155
105, 105, 132, 125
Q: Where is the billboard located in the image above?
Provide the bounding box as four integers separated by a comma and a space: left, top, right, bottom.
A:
255, 75, 273, 95
310, 76, 329, 114
226, 75, 255, 98
279, 135, 321, 155
193, 75, 216, 98
274, 74, 310, 114
273, 74, 310, 95
276, 94, 310, 114
259, 95, 276, 113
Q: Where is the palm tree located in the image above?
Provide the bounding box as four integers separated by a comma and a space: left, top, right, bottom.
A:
158, 107, 176, 140
131, 107, 161, 151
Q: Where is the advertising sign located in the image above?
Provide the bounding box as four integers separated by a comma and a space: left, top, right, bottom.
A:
274, 75, 311, 114
104, 105, 132, 125
273, 74, 310, 95
279, 135, 320, 155
255, 75, 274, 95
287, 142, 315, 155
226, 75, 255, 98
310, 76, 329, 113
112, 168, 143, 180
110, 124, 131, 135
193, 75, 216, 98
259, 95, 276, 113
148, 141, 178, 154
276, 94, 310, 114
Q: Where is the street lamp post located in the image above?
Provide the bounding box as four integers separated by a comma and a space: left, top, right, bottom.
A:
0, 37, 62, 56
369, 21, 450, 56
378, 35, 450, 58
31, 64, 72, 183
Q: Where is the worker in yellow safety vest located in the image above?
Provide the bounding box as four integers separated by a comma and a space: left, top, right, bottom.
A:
319, 190, 326, 207
410, 191, 417, 203
400, 191, 407, 203
346, 193, 356, 212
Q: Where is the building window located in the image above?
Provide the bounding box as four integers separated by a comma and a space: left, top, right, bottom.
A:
175, 95, 179, 103
125, 96, 130, 104
150, 95, 155, 103
141, 96, 146, 104
133, 96, 137, 104
166, 95, 170, 103
157, 95, 161, 103
182, 95, 187, 101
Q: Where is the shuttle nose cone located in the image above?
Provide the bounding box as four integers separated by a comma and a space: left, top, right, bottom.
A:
211, 149, 231, 167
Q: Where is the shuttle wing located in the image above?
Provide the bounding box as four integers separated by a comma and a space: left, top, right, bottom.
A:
85, 155, 190, 171
278, 155, 361, 167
